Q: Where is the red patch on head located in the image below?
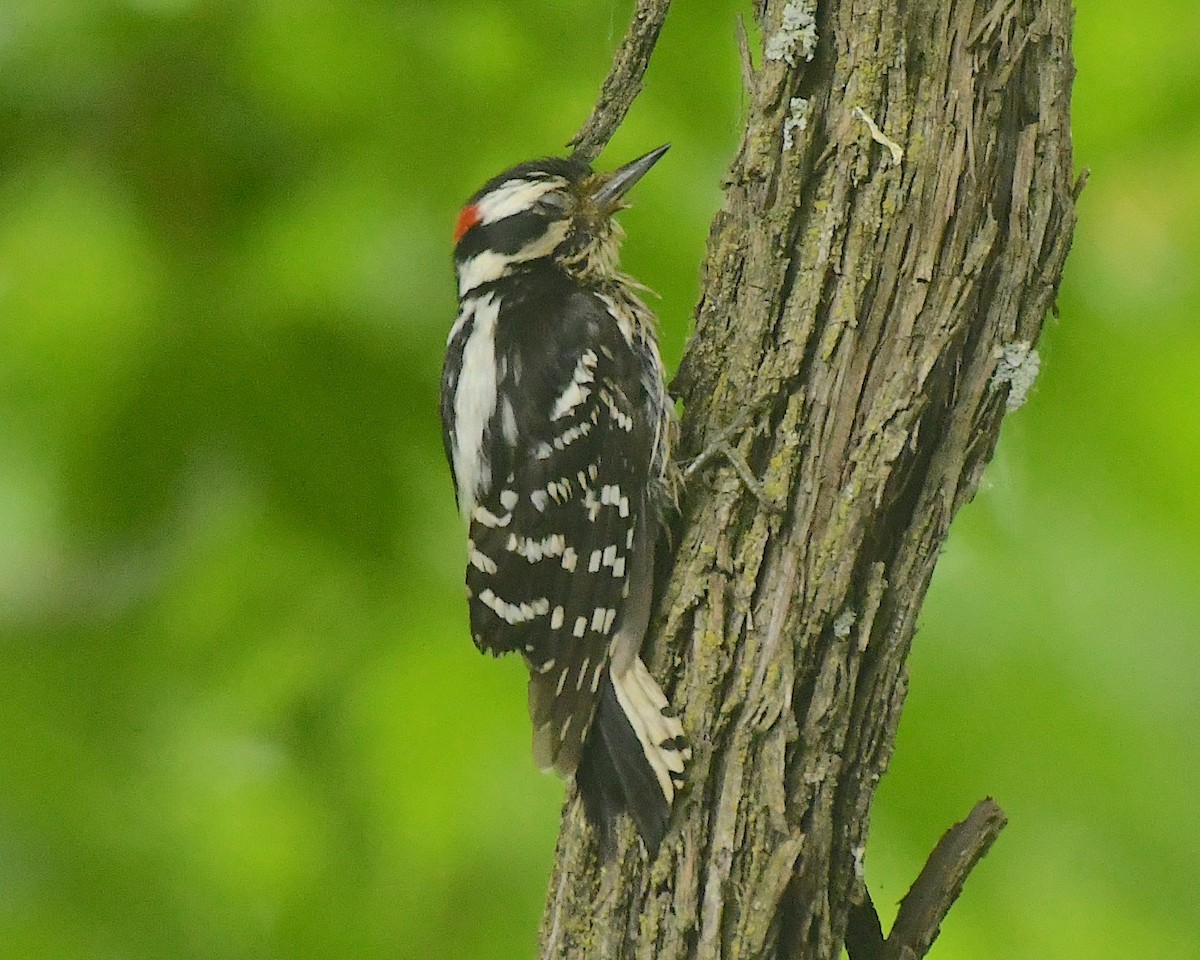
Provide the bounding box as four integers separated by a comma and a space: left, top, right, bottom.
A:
453, 204, 481, 244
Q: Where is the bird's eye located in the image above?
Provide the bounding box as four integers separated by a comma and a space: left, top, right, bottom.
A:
538, 193, 567, 213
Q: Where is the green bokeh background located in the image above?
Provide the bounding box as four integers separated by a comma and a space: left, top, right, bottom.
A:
1, 2, 1196, 958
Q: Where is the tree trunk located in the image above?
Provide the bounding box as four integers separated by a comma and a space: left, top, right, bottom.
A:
543, 1, 1078, 958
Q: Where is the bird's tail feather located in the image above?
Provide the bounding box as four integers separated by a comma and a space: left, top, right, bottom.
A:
576, 656, 688, 855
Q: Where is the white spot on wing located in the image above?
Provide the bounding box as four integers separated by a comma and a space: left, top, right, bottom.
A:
472, 504, 511, 528
550, 350, 597, 421
468, 549, 496, 574
501, 398, 518, 445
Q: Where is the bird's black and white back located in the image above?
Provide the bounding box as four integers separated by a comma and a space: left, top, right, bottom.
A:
440, 146, 688, 852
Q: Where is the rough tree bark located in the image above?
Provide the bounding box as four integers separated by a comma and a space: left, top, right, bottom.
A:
543, 2, 1078, 958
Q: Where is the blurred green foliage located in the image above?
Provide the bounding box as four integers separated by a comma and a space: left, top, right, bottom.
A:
0, 2, 1195, 959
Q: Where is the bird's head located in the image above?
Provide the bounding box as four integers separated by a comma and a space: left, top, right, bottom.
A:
452, 144, 669, 297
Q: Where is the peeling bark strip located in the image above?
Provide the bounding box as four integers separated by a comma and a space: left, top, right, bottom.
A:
541, 2, 1077, 959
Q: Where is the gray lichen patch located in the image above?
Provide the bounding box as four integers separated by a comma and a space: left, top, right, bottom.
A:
991, 341, 1041, 411
833, 608, 857, 639
784, 97, 811, 150
764, 1, 818, 66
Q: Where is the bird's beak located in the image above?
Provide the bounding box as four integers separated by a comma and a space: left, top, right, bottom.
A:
592, 143, 670, 211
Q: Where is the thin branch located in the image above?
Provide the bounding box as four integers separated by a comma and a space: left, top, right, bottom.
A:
889, 799, 1007, 959
847, 799, 1006, 960
568, 0, 673, 163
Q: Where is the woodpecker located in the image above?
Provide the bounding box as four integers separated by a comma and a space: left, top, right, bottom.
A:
440, 144, 688, 852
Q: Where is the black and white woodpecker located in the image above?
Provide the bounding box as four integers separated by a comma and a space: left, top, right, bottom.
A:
440, 145, 689, 852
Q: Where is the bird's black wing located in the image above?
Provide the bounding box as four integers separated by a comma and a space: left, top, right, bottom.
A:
464, 276, 653, 778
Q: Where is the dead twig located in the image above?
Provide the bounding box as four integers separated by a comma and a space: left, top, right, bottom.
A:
568, 0, 673, 163
846, 799, 1008, 960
